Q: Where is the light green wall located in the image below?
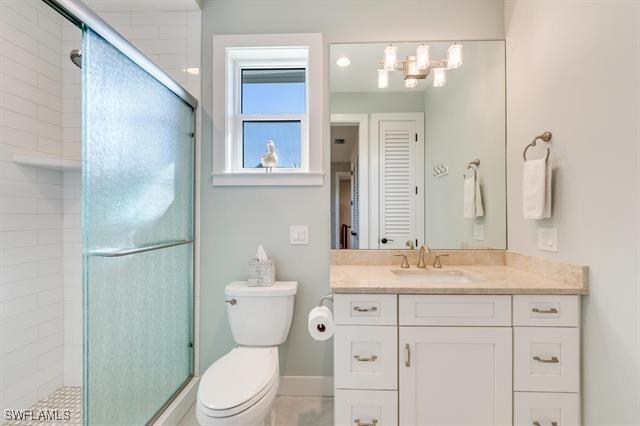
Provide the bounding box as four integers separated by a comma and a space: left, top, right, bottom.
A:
331, 91, 425, 114
200, 0, 505, 377
424, 41, 506, 249
505, 1, 640, 423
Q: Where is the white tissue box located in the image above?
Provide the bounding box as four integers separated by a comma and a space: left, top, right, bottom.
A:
248, 259, 276, 287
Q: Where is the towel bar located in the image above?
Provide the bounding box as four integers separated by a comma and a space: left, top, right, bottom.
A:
463, 159, 480, 178
523, 131, 552, 162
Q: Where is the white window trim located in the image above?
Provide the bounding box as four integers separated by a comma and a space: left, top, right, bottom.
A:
211, 33, 324, 186
330, 114, 369, 249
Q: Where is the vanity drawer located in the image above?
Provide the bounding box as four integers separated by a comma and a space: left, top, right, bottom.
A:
399, 295, 511, 326
334, 325, 397, 390
515, 392, 580, 426
335, 389, 398, 426
513, 295, 580, 327
514, 327, 580, 392
334, 294, 397, 326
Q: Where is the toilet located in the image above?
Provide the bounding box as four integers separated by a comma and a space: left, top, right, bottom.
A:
196, 281, 298, 426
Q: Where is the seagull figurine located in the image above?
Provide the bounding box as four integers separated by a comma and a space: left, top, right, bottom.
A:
260, 139, 278, 172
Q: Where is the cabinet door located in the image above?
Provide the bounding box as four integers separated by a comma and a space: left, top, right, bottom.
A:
399, 327, 512, 426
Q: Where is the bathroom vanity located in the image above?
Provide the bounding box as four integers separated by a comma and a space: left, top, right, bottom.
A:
330, 250, 588, 426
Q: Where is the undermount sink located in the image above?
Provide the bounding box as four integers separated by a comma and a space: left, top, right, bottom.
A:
391, 268, 485, 284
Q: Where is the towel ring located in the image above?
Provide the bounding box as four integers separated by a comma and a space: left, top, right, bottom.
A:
463, 159, 480, 179
523, 131, 552, 162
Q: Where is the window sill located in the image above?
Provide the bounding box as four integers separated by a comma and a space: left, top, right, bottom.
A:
210, 171, 324, 186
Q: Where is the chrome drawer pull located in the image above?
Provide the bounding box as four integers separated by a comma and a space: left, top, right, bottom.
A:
353, 306, 377, 312
353, 354, 378, 362
405, 343, 411, 367
533, 422, 558, 426
533, 355, 559, 363
532, 307, 559, 314
354, 419, 378, 426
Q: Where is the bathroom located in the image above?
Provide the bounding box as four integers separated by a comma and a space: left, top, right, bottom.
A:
0, 0, 638, 425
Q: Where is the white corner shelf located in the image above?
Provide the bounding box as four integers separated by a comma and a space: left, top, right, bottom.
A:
13, 154, 81, 171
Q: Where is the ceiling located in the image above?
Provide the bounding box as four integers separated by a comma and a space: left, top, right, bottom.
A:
330, 41, 454, 93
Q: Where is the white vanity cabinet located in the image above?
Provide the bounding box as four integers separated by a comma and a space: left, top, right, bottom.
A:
398, 295, 512, 426
334, 293, 582, 426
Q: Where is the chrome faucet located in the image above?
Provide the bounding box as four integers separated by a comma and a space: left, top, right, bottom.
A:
417, 244, 430, 269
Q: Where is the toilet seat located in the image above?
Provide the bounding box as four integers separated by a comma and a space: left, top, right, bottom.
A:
197, 347, 278, 418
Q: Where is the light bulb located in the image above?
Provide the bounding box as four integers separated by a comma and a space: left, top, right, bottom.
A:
447, 43, 463, 69
336, 57, 351, 67
405, 78, 418, 88
378, 69, 388, 89
433, 68, 446, 87
406, 55, 419, 77
384, 45, 398, 71
416, 44, 430, 70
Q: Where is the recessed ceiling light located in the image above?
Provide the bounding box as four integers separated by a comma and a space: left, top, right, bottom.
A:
336, 57, 351, 68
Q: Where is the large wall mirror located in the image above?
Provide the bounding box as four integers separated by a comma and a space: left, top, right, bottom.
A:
330, 40, 506, 250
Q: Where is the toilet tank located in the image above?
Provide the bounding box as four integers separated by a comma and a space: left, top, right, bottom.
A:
225, 281, 298, 346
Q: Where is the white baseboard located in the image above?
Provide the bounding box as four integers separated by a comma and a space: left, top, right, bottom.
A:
278, 376, 334, 397
154, 376, 200, 426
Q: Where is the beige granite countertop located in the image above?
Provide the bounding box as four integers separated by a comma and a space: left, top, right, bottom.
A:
330, 251, 589, 295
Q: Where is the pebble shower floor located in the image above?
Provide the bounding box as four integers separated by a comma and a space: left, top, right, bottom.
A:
2, 387, 82, 426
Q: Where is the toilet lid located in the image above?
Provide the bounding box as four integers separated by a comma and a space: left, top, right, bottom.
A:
198, 347, 277, 414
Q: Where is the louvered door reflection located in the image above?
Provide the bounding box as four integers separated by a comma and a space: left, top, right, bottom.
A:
351, 147, 360, 249
379, 120, 417, 249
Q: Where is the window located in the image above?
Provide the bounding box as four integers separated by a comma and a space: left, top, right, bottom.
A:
212, 33, 324, 186
239, 69, 306, 169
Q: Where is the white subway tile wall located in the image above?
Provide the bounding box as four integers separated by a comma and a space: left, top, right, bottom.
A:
0, 0, 65, 410
1, 0, 201, 407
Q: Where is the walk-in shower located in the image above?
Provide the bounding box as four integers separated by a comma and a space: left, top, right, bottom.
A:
1, 0, 197, 424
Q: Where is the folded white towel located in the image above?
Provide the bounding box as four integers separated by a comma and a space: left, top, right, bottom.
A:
523, 158, 552, 219
464, 176, 484, 218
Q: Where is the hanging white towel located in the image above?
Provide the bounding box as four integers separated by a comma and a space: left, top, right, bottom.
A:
474, 176, 484, 217
464, 176, 475, 218
523, 158, 552, 219
464, 176, 483, 218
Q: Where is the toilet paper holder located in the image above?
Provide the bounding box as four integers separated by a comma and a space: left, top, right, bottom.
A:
318, 294, 333, 307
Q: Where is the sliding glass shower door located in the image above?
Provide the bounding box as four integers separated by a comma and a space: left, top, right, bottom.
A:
82, 28, 194, 424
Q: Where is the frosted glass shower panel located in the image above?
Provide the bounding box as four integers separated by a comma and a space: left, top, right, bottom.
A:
83, 30, 193, 253
83, 28, 194, 424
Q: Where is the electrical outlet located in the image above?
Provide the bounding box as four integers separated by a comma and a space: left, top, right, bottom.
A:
537, 228, 558, 252
290, 225, 309, 245
474, 224, 485, 241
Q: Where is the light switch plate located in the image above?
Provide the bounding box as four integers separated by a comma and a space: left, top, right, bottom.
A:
537, 227, 558, 252
290, 225, 309, 245
474, 224, 485, 241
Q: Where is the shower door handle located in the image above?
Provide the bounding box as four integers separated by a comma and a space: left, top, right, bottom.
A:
88, 239, 193, 257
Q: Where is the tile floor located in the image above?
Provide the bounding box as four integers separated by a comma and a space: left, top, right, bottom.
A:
178, 396, 334, 426
2, 387, 82, 426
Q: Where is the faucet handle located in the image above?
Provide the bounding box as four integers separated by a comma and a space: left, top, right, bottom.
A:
432, 253, 449, 269
394, 254, 410, 269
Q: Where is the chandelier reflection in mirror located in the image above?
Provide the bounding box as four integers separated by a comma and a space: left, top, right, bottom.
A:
377, 42, 463, 89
